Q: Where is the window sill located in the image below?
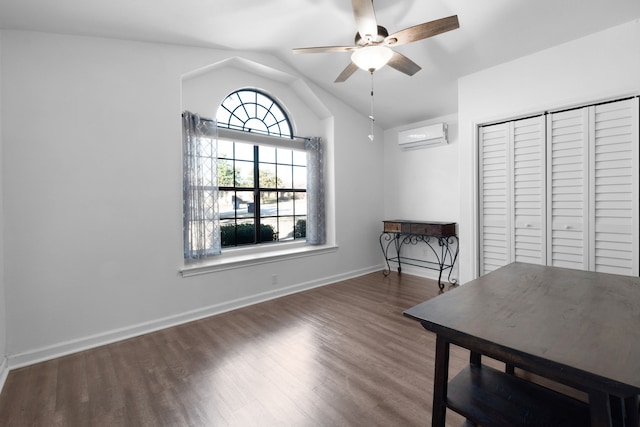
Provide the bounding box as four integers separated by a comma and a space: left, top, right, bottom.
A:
179, 242, 338, 277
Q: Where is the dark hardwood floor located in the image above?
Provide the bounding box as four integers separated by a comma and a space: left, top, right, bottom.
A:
0, 271, 475, 426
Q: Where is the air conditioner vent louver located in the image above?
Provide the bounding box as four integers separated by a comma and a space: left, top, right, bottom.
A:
398, 123, 448, 150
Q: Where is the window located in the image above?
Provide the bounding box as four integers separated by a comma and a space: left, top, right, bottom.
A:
216, 90, 308, 249
183, 88, 324, 263
215, 90, 306, 248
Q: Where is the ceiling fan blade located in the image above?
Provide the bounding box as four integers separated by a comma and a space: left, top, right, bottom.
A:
292, 45, 358, 54
385, 15, 459, 46
352, 0, 378, 41
387, 51, 422, 76
335, 62, 360, 83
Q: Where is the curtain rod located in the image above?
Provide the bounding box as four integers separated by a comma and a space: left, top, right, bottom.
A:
183, 114, 311, 142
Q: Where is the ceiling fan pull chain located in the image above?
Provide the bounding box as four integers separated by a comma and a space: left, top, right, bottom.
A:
368, 70, 375, 141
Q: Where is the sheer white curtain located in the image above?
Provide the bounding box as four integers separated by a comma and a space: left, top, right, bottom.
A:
305, 137, 325, 245
182, 111, 221, 259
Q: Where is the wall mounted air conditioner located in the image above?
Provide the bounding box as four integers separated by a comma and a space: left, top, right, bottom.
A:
398, 123, 448, 150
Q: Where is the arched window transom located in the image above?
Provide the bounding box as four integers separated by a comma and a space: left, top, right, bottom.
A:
217, 89, 292, 138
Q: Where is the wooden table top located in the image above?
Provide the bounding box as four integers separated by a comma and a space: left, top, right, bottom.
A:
404, 262, 640, 395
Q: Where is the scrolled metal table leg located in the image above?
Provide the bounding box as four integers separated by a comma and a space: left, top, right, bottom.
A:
446, 236, 459, 286
379, 232, 393, 276
395, 233, 403, 274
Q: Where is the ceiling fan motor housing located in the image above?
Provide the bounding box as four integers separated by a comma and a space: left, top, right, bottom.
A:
355, 25, 389, 45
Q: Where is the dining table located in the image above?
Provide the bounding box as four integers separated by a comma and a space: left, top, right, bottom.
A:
404, 262, 640, 426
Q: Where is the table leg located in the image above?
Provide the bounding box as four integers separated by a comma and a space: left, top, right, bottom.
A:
395, 233, 403, 273
589, 389, 613, 427
469, 351, 481, 366
625, 395, 639, 427
432, 335, 450, 427
610, 395, 623, 426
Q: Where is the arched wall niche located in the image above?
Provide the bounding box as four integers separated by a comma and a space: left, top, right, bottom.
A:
181, 56, 331, 139
180, 56, 336, 247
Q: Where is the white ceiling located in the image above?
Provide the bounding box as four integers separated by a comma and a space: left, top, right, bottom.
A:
1, 0, 639, 129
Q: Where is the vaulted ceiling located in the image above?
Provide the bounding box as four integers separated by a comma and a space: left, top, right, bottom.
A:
1, 0, 639, 128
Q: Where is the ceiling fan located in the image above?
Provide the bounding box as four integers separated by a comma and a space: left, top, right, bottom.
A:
292, 0, 459, 82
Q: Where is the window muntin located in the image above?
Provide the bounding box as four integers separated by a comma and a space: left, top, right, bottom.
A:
216, 89, 305, 248
217, 89, 292, 138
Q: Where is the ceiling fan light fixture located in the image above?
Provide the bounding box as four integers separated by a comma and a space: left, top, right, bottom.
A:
351, 46, 393, 71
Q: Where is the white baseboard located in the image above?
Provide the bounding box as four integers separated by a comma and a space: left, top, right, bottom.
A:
8, 265, 382, 370
0, 357, 8, 395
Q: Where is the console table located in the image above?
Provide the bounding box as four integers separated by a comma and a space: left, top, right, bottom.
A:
379, 220, 458, 290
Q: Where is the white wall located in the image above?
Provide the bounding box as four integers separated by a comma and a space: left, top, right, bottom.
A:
383, 114, 459, 221
0, 31, 8, 385
457, 19, 640, 284
0, 30, 384, 366
382, 114, 460, 281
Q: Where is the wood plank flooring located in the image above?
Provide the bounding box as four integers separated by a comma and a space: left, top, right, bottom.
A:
0, 272, 475, 426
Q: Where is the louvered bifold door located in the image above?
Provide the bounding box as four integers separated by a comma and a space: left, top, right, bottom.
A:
479, 123, 511, 275
547, 108, 590, 270
589, 98, 640, 276
511, 116, 546, 265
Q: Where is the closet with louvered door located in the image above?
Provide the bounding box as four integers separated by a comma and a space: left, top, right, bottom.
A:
479, 123, 510, 275
479, 97, 639, 278
478, 115, 546, 276
512, 116, 547, 267
547, 98, 640, 276
546, 108, 590, 270
589, 99, 639, 275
